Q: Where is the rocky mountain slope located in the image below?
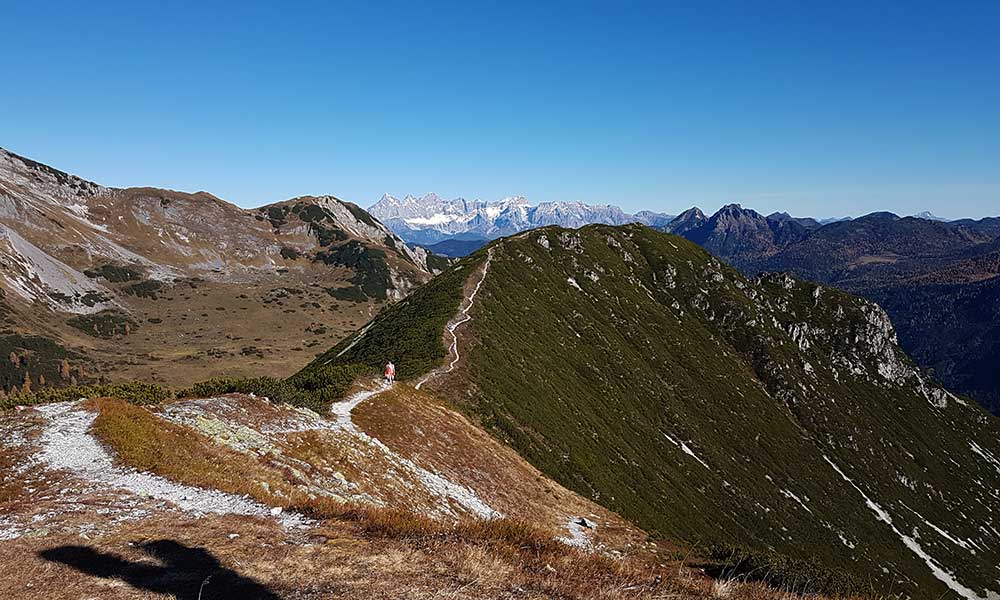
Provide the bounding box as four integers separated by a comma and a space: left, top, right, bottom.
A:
369, 193, 672, 245
660, 204, 818, 265
660, 205, 1000, 413
306, 224, 1000, 599
0, 148, 436, 391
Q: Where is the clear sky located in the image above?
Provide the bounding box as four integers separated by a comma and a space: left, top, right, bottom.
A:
2, 1, 998, 218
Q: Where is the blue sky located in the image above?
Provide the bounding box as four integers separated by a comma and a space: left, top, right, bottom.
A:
2, 1, 998, 218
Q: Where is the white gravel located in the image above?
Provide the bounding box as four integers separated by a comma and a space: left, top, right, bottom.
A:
33, 402, 309, 528
331, 384, 501, 520
558, 517, 595, 549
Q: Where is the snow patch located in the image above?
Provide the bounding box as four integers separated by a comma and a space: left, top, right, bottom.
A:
970, 442, 1000, 476
558, 516, 595, 549
405, 214, 459, 226
824, 455, 992, 600
663, 433, 710, 470
780, 488, 813, 514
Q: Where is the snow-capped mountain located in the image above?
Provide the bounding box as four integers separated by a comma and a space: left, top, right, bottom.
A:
369, 193, 672, 244
912, 210, 950, 222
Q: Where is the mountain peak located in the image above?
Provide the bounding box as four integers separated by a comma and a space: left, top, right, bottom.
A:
913, 211, 949, 222
368, 193, 650, 245
676, 206, 705, 219
715, 203, 762, 218
858, 211, 901, 221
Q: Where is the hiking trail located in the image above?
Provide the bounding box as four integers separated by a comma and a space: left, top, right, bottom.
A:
416, 248, 494, 390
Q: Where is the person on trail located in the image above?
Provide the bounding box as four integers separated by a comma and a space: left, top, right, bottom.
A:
384, 361, 395, 384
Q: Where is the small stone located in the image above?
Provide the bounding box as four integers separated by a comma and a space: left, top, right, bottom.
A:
269, 506, 283, 516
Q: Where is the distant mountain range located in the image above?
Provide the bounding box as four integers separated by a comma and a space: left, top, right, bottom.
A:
371, 192, 999, 415
368, 193, 674, 244
370, 191, 952, 247
659, 204, 1000, 414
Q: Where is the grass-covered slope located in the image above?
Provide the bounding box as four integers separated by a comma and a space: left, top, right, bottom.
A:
309, 224, 1000, 598
298, 253, 481, 381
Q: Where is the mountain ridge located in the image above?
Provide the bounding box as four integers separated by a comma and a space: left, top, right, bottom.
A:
657, 204, 1000, 413
369, 192, 673, 245
303, 223, 1000, 599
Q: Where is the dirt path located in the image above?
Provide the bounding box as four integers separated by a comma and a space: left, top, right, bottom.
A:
416, 248, 493, 390
330, 382, 500, 519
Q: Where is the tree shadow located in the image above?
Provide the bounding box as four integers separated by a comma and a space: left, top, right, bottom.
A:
40, 539, 281, 599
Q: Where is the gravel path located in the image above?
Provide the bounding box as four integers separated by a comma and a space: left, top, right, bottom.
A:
34, 402, 309, 528
331, 383, 500, 520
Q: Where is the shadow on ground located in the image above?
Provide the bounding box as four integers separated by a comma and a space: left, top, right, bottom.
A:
40, 540, 280, 599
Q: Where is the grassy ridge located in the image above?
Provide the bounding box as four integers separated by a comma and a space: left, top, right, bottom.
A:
309, 224, 1000, 598
455, 225, 1000, 598
297, 253, 481, 381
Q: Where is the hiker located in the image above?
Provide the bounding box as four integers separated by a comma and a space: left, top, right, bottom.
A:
384, 361, 395, 384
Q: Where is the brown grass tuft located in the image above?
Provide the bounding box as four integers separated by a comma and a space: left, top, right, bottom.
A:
82, 397, 885, 600
88, 396, 297, 503
0, 445, 25, 506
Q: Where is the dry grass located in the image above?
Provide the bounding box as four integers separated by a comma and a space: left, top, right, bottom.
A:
0, 445, 25, 506
291, 496, 664, 599
87, 397, 298, 504
353, 384, 659, 555
86, 397, 665, 598
79, 396, 887, 600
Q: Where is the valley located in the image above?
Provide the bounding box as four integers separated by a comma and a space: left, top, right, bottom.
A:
0, 148, 438, 391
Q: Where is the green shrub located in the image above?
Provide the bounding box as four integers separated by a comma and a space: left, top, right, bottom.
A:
180, 364, 372, 413
708, 545, 862, 596
67, 311, 136, 338
287, 363, 370, 397
326, 285, 367, 303
83, 264, 142, 283
0, 333, 87, 394
300, 253, 478, 381
177, 376, 301, 403
314, 241, 392, 300
1, 381, 172, 411
121, 280, 164, 299
425, 252, 451, 272
311, 224, 348, 247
